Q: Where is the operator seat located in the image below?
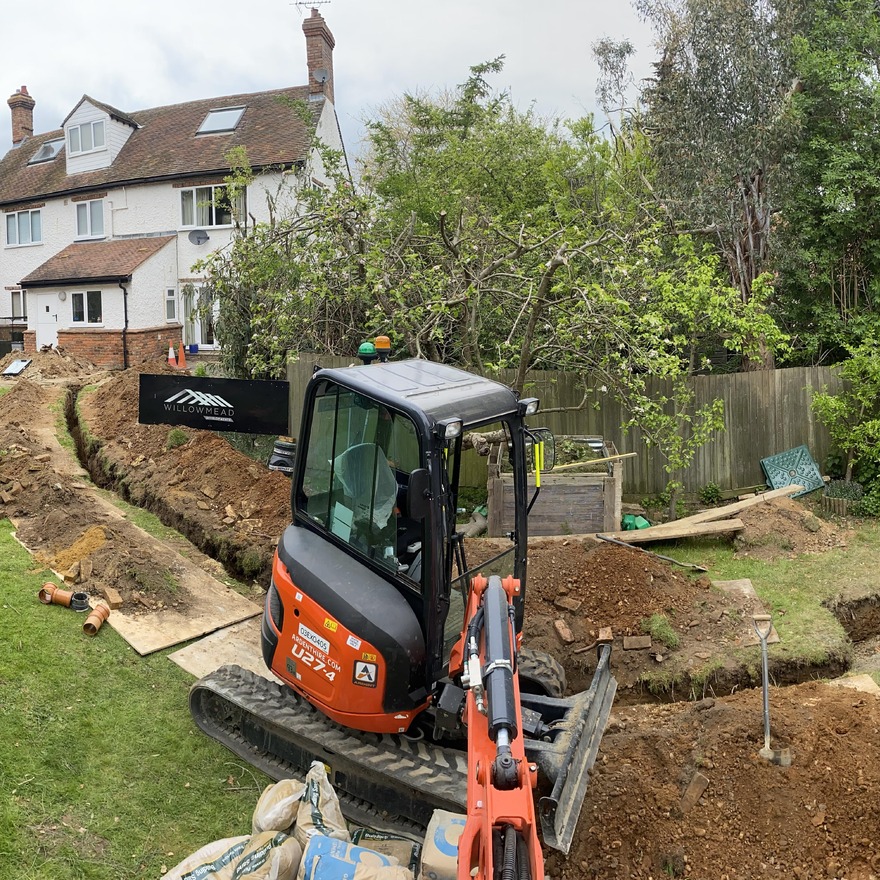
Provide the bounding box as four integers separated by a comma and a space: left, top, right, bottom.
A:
334, 443, 398, 557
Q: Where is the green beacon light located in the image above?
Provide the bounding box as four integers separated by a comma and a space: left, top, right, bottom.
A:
358, 341, 378, 365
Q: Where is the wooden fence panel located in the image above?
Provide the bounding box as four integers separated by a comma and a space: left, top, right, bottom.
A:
286, 358, 842, 498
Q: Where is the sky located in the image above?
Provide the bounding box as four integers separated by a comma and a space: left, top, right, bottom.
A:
0, 1, 658, 160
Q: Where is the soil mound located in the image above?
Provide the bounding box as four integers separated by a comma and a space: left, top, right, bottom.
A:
0, 349, 98, 380
735, 495, 850, 560
554, 680, 880, 880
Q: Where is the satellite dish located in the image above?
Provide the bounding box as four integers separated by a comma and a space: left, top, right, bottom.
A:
188, 229, 210, 245
313, 68, 329, 84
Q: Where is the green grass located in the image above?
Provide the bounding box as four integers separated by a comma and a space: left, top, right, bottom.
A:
0, 385, 10, 398
0, 519, 269, 879
640, 613, 680, 649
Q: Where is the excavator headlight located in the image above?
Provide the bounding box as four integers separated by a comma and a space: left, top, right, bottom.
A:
437, 418, 463, 440
519, 398, 539, 417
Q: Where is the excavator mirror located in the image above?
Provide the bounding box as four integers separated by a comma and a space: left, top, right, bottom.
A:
406, 468, 430, 520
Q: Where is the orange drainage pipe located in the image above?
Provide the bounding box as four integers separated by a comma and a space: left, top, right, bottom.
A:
83, 600, 111, 636
38, 584, 90, 611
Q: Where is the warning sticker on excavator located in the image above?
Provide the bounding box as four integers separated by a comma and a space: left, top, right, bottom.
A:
353, 661, 377, 687
323, 618, 338, 633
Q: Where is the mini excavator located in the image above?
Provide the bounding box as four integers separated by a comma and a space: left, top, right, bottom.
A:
190, 350, 617, 879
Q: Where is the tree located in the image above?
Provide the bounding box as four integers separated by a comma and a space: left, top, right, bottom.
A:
773, 0, 880, 364
636, 0, 801, 367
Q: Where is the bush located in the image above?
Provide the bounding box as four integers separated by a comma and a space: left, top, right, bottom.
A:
853, 489, 880, 517
698, 481, 723, 504
166, 428, 189, 450
824, 480, 864, 501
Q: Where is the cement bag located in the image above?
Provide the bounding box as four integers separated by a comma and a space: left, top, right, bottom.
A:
253, 779, 307, 835
293, 762, 350, 848
164, 832, 302, 880
297, 834, 413, 880
350, 829, 422, 875
163, 836, 250, 880
230, 831, 303, 879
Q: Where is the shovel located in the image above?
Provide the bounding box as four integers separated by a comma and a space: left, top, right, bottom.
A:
752, 614, 791, 766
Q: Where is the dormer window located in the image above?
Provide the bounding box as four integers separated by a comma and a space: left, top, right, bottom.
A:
28, 138, 65, 165
68, 120, 106, 155
197, 107, 245, 135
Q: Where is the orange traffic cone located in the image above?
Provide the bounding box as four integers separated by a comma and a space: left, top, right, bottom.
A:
167, 344, 177, 367
177, 343, 187, 370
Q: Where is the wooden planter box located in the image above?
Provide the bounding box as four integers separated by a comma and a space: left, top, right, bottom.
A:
487, 443, 623, 537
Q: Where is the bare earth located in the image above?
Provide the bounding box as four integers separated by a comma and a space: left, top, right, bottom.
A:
1, 352, 878, 880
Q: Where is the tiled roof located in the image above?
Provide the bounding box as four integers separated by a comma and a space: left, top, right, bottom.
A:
21, 236, 175, 286
62, 95, 140, 129
0, 86, 319, 206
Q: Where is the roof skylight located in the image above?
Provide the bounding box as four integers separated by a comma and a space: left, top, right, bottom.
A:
197, 106, 245, 135
28, 137, 65, 164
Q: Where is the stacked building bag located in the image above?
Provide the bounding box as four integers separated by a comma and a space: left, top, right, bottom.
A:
164, 761, 415, 880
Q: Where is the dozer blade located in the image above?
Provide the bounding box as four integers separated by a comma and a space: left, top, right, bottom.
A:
522, 644, 617, 854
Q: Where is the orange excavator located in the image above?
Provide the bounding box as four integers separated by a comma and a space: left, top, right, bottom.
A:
190, 351, 616, 878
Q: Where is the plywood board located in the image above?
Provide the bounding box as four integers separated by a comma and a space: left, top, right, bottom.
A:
108, 585, 261, 656
826, 675, 880, 697
168, 617, 274, 681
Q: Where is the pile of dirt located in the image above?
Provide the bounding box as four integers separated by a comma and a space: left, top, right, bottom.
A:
0, 349, 100, 381
735, 494, 850, 560
553, 680, 880, 880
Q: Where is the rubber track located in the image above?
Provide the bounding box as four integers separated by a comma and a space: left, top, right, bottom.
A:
190, 664, 468, 834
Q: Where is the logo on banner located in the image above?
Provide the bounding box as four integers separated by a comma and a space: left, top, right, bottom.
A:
163, 388, 235, 423
353, 661, 378, 687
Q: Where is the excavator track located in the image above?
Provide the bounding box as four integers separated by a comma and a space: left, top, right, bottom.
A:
189, 664, 468, 836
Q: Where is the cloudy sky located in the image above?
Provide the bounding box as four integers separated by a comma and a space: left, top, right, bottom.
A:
1, 1, 658, 159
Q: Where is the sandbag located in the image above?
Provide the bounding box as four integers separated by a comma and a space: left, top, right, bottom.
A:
293, 762, 350, 848
297, 834, 412, 880
253, 779, 307, 835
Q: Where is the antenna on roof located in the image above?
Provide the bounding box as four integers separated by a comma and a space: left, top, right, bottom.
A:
292, 0, 331, 13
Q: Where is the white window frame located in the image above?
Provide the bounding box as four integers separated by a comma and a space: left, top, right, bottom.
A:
67, 120, 106, 156
75, 199, 104, 239
71, 290, 103, 326
165, 287, 177, 322
11, 290, 27, 319
5, 208, 42, 247
180, 185, 243, 228
28, 138, 65, 165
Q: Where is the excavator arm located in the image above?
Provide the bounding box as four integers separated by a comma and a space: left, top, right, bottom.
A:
455, 574, 544, 880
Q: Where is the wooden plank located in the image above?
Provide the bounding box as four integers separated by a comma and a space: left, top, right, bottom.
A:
595, 518, 744, 543
621, 484, 803, 535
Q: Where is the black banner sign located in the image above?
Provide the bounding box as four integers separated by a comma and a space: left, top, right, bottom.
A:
138, 374, 289, 435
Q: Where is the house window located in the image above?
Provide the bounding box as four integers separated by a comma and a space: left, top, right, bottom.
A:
5, 209, 42, 246
28, 138, 65, 165
68, 120, 105, 156
72, 291, 102, 324
180, 185, 243, 227
11, 290, 27, 319
165, 287, 177, 321
76, 200, 104, 238
197, 106, 245, 134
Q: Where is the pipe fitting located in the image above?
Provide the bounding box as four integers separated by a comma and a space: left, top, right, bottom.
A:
70, 592, 90, 612
38, 583, 73, 607
83, 600, 111, 636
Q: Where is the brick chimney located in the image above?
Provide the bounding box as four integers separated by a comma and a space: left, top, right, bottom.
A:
302, 9, 335, 105
8, 85, 36, 145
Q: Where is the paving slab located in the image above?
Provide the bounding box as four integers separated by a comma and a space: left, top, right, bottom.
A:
712, 579, 780, 645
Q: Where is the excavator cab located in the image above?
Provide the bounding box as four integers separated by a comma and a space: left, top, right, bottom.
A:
191, 357, 616, 859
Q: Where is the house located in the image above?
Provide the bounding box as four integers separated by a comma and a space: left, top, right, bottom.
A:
0, 9, 342, 368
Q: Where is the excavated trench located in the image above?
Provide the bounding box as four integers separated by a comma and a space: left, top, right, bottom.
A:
63, 384, 880, 704
65, 386, 278, 586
